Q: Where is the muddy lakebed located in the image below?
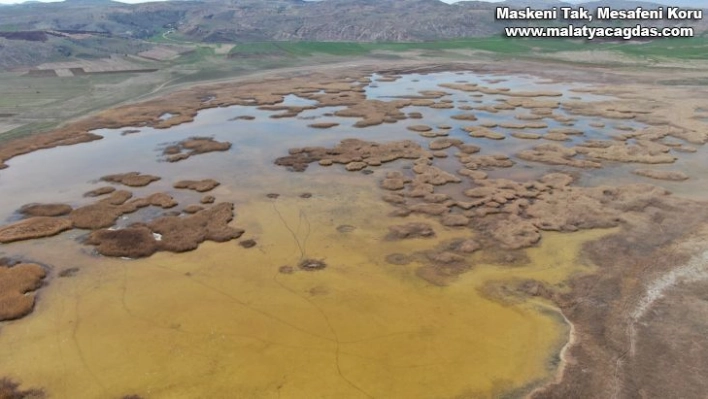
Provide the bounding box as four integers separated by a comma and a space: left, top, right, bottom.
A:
1, 64, 708, 398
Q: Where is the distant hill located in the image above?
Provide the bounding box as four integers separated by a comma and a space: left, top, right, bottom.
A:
0, 0, 705, 69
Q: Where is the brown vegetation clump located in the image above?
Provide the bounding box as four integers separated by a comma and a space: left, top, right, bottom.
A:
407, 125, 432, 132
275, 138, 430, 172
0, 263, 46, 321
173, 179, 220, 192
334, 99, 410, 127
164, 137, 232, 162
83, 186, 116, 197
0, 377, 45, 399
200, 195, 216, 204
575, 141, 677, 164
183, 205, 204, 214
147, 203, 244, 253
70, 191, 177, 230
308, 122, 339, 129
462, 126, 505, 140
517, 143, 602, 168
18, 203, 72, 217
386, 223, 435, 240
632, 169, 689, 181
86, 203, 245, 257
0, 217, 73, 243
86, 227, 159, 258
101, 172, 161, 187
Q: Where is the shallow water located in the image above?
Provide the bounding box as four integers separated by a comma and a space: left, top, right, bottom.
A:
1, 71, 706, 398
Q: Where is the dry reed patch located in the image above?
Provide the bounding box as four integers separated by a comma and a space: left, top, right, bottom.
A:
0, 217, 73, 243
632, 169, 688, 181
163, 137, 232, 162
101, 172, 160, 187
18, 203, 72, 217
0, 263, 46, 321
276, 138, 430, 172
173, 179, 220, 193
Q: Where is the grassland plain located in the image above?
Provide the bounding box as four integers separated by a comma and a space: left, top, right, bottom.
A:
2, 36, 708, 144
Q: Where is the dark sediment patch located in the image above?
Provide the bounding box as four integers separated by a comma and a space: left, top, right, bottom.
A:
58, 267, 80, 278
298, 259, 327, 271
18, 203, 72, 217
83, 186, 116, 197
230, 115, 255, 121
0, 263, 46, 321
279, 265, 295, 274
336, 225, 356, 233
266, 193, 280, 199
300, 193, 313, 199
0, 217, 73, 243
0, 377, 45, 399
121, 129, 140, 136
385, 253, 412, 265
239, 239, 257, 248
173, 179, 220, 192
415, 251, 471, 286
101, 172, 161, 187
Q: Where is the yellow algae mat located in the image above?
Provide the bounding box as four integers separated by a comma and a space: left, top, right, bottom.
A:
0, 191, 611, 399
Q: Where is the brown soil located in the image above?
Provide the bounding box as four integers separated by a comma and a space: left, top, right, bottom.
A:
164, 137, 232, 162
83, 186, 116, 197
101, 172, 161, 187
174, 179, 220, 192
18, 203, 72, 217
531, 205, 708, 399
0, 377, 45, 399
0, 217, 73, 243
0, 263, 46, 321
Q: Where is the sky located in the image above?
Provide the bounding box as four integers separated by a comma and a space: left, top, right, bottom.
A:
0, 0, 706, 7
